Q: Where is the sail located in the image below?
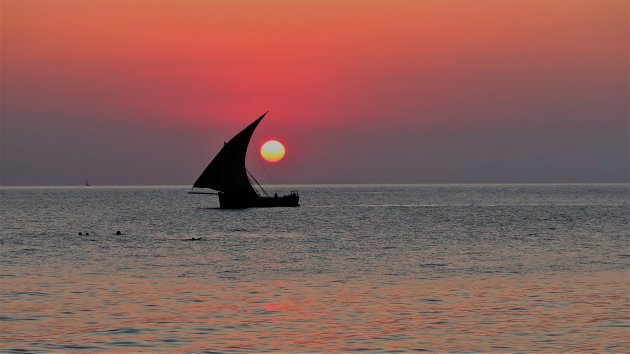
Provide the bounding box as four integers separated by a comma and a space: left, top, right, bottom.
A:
193, 112, 267, 194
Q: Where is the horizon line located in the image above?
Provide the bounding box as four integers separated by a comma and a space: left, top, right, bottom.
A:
1, 182, 628, 189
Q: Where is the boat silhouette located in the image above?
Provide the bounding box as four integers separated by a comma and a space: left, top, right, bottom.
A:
191, 112, 299, 209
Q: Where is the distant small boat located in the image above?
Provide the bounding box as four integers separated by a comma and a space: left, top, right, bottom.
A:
85, 178, 90, 187
191, 112, 299, 209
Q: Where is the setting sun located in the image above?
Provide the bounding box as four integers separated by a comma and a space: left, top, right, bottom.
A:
260, 140, 285, 162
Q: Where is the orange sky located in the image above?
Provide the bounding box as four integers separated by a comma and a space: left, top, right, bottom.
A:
1, 0, 628, 184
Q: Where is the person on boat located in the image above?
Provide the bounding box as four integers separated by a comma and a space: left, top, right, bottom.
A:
274, 193, 278, 198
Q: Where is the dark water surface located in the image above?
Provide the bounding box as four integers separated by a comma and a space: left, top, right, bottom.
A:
1, 184, 628, 352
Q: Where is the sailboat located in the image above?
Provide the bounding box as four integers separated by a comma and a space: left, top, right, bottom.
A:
191, 112, 299, 209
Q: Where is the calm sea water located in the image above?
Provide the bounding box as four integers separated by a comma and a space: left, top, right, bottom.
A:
1, 184, 628, 352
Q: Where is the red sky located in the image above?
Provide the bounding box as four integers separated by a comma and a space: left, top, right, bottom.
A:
1, 0, 628, 185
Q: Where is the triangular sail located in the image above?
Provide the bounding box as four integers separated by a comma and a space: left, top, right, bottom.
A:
193, 112, 267, 194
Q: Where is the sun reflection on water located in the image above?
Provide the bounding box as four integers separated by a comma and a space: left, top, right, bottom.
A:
1, 270, 628, 352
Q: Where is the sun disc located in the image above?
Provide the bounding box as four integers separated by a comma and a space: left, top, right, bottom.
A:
260, 140, 286, 162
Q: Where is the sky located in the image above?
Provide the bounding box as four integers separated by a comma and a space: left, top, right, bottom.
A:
1, 0, 628, 185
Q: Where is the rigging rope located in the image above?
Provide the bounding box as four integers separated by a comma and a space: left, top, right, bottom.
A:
247, 168, 268, 197
257, 154, 277, 186
246, 174, 261, 197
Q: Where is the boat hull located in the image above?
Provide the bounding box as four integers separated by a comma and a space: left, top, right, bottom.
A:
218, 192, 299, 209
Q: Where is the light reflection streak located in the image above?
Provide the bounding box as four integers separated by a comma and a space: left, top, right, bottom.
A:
1, 270, 627, 352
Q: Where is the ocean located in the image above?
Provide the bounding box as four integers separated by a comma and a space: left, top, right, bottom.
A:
1, 184, 628, 352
